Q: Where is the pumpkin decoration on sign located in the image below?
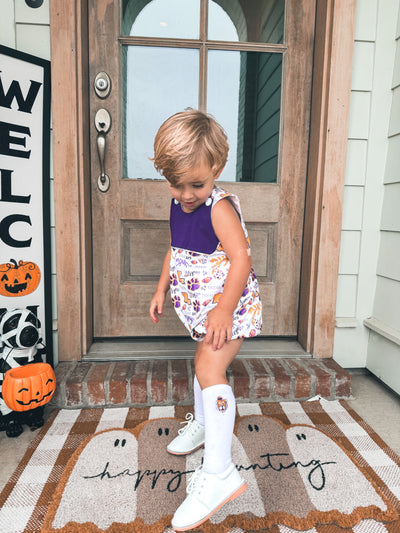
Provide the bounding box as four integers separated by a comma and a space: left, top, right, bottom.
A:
0, 259, 41, 297
2, 362, 56, 412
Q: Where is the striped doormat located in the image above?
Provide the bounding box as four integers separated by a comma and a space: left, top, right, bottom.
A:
0, 400, 399, 532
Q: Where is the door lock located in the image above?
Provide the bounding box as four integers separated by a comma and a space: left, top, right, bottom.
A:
94, 71, 111, 99
95, 108, 111, 134
95, 108, 112, 192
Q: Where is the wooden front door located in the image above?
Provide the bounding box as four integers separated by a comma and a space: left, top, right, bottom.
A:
89, 0, 315, 339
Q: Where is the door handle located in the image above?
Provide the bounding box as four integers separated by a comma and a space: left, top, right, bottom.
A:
95, 108, 111, 192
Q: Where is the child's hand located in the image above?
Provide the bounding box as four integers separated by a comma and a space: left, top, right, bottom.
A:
149, 291, 166, 324
204, 307, 233, 350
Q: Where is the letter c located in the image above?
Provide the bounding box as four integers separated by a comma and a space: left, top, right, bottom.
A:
0, 214, 32, 247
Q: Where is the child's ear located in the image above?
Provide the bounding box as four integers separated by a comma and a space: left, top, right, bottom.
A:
214, 168, 224, 181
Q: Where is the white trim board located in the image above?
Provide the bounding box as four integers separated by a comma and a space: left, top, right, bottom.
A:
364, 317, 400, 347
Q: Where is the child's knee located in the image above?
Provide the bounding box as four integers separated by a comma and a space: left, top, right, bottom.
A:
195, 358, 227, 389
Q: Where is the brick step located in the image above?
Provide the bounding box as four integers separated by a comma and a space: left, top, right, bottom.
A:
50, 358, 351, 408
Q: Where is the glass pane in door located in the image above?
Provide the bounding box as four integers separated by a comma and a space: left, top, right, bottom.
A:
208, 0, 285, 44
122, 0, 201, 39
123, 46, 199, 179
207, 50, 282, 182
207, 50, 240, 182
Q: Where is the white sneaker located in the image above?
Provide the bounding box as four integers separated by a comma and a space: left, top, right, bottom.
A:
167, 413, 205, 456
171, 463, 247, 531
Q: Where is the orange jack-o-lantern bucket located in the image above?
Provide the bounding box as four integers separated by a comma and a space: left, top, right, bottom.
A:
2, 363, 56, 411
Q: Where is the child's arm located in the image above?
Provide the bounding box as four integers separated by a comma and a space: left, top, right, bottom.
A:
205, 199, 252, 350
149, 247, 171, 323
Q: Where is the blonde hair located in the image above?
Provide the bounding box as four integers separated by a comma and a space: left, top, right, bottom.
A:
152, 109, 229, 184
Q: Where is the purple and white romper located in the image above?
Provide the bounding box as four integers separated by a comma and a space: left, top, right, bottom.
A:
169, 186, 262, 341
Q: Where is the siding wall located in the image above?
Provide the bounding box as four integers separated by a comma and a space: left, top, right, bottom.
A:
0, 0, 57, 362
333, 0, 399, 373
2, 0, 50, 59
254, 53, 282, 182
365, 5, 400, 394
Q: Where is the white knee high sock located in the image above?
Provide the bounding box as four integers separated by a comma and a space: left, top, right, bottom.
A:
202, 384, 235, 475
193, 375, 204, 426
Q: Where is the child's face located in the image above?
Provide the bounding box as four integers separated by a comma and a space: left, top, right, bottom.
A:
167, 163, 222, 213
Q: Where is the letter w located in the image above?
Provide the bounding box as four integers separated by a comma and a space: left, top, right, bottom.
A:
0, 72, 42, 113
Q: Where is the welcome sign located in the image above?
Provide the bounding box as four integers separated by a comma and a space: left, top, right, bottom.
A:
0, 45, 52, 365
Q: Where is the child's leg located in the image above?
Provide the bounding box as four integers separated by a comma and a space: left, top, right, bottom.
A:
166, 373, 205, 456
195, 339, 242, 473
172, 339, 246, 531
193, 374, 204, 426
194, 338, 242, 388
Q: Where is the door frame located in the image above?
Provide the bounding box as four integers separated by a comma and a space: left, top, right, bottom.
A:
50, 0, 356, 362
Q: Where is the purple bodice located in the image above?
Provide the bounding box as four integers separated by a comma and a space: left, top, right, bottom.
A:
170, 199, 219, 254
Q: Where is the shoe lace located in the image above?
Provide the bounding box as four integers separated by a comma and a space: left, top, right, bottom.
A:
186, 465, 203, 495
178, 412, 196, 436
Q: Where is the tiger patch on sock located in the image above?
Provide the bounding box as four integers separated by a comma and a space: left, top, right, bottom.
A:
216, 396, 228, 412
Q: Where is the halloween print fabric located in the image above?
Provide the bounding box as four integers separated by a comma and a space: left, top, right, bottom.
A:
169, 187, 262, 341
